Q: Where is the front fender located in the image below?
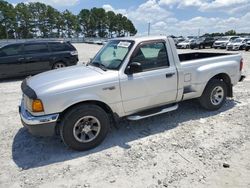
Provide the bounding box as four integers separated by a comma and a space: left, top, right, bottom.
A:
41, 80, 123, 116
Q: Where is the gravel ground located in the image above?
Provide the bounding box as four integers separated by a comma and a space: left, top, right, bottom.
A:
0, 44, 250, 188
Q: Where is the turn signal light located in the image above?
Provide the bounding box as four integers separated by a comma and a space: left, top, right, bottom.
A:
32, 99, 44, 112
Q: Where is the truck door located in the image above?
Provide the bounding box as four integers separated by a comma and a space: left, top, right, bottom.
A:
0, 44, 25, 79
119, 41, 178, 114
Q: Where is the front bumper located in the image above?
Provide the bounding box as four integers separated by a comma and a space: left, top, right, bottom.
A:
227, 46, 240, 50
213, 43, 227, 48
19, 101, 59, 136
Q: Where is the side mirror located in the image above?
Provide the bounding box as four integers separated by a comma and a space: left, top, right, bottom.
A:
125, 62, 142, 74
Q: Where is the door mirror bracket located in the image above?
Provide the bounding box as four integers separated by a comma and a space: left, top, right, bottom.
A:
125, 62, 142, 74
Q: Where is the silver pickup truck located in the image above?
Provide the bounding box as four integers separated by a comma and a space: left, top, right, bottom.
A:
19, 36, 245, 151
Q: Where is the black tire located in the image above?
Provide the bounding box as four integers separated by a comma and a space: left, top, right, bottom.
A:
60, 104, 110, 151
52, 62, 66, 69
199, 79, 227, 111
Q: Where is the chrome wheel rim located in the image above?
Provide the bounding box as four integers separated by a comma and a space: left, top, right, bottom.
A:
54, 63, 65, 69
73, 116, 101, 143
210, 86, 224, 105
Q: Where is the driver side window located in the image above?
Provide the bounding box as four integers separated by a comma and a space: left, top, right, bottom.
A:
130, 42, 169, 72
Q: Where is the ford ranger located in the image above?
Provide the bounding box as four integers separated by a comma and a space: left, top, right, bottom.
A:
19, 36, 245, 151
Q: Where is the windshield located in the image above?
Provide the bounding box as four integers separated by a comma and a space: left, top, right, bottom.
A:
0, 43, 7, 48
219, 37, 229, 41
90, 40, 134, 70
233, 38, 243, 43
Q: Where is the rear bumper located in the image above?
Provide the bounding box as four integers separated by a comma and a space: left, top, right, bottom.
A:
19, 101, 59, 136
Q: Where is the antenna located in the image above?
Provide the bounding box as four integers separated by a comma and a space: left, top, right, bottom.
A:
148, 22, 151, 36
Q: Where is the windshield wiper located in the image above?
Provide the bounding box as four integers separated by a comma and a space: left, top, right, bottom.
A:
89, 61, 107, 71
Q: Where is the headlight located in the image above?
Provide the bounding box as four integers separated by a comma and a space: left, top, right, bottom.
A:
32, 99, 44, 112
26, 97, 44, 112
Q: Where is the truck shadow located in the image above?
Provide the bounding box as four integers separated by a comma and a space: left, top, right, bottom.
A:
0, 76, 26, 83
12, 99, 238, 169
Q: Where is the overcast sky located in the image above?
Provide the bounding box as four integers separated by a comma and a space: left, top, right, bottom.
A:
8, 0, 250, 36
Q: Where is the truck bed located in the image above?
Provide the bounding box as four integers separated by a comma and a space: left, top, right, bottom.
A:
178, 52, 233, 62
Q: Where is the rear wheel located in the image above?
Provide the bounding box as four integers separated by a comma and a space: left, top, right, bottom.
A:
52, 62, 66, 69
60, 104, 110, 151
199, 79, 227, 111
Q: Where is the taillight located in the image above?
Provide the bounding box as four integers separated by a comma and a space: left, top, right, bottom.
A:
240, 58, 243, 71
70, 51, 78, 56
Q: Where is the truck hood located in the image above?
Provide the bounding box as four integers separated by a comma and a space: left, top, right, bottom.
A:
27, 65, 118, 96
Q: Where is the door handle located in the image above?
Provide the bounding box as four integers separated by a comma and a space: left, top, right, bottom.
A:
26, 57, 32, 60
165, 72, 175, 78
18, 57, 25, 61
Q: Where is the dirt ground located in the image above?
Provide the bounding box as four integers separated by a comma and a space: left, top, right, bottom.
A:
0, 43, 250, 188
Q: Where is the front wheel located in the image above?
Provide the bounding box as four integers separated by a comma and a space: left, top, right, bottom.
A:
60, 104, 110, 151
199, 80, 227, 111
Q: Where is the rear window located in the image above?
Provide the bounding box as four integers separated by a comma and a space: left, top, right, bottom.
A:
49, 42, 74, 52
24, 43, 49, 54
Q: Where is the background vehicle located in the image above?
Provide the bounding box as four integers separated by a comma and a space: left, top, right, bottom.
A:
226, 38, 249, 50
0, 41, 78, 79
19, 36, 245, 151
245, 40, 250, 51
174, 37, 185, 46
190, 37, 215, 49
177, 39, 196, 49
213, 36, 239, 49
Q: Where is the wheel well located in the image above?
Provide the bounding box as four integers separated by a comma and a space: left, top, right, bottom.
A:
60, 100, 114, 119
55, 100, 116, 134
53, 61, 67, 66
209, 73, 233, 97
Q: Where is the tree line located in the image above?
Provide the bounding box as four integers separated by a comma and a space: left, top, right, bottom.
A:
0, 0, 137, 39
202, 30, 250, 37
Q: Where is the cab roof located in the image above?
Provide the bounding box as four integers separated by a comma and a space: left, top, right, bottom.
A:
111, 35, 168, 43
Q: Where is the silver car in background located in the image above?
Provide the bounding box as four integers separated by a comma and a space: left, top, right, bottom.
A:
226, 38, 250, 51
213, 36, 239, 49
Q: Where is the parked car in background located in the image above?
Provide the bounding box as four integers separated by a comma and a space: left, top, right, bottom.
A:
245, 39, 250, 51
187, 36, 198, 40
0, 41, 78, 79
190, 37, 215, 49
174, 37, 185, 46
213, 36, 239, 49
177, 39, 196, 49
226, 38, 249, 50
